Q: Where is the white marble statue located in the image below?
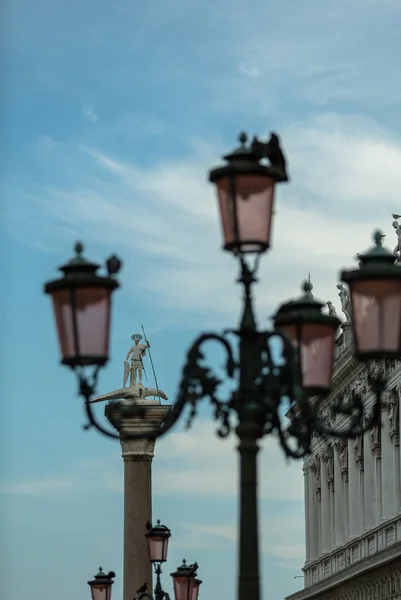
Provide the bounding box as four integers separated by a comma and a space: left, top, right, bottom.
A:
392, 213, 401, 263
89, 333, 168, 405
124, 334, 151, 387
336, 284, 352, 322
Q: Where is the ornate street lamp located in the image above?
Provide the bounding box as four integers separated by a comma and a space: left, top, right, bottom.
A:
170, 560, 199, 600
341, 230, 401, 360
135, 521, 200, 600
88, 567, 115, 600
46, 132, 401, 600
146, 520, 171, 563
44, 242, 122, 437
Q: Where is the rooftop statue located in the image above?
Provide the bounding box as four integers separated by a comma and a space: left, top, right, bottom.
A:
336, 283, 352, 323
392, 213, 401, 264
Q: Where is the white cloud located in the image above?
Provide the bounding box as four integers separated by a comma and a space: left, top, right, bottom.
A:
7, 113, 400, 331
82, 104, 99, 123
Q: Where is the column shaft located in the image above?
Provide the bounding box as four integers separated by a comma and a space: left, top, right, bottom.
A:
303, 466, 311, 562
382, 404, 396, 519
334, 445, 344, 547
348, 439, 360, 538
320, 454, 330, 554
363, 429, 375, 529
123, 456, 153, 600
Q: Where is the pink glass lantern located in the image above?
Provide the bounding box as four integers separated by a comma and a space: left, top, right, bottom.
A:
209, 132, 288, 254
88, 568, 115, 600
274, 281, 340, 395
341, 230, 401, 359
44, 242, 121, 368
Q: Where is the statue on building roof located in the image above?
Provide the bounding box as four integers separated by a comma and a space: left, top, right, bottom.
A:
326, 301, 337, 318
336, 283, 352, 323
392, 213, 401, 264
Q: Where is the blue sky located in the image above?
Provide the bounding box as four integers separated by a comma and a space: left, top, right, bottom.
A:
1, 0, 401, 599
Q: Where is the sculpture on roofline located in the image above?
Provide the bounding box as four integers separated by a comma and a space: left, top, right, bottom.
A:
392, 213, 401, 264
336, 283, 352, 323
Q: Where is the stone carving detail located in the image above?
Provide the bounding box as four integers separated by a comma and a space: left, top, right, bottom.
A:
325, 445, 335, 490
353, 434, 364, 471
335, 440, 348, 483
310, 457, 321, 501
121, 436, 156, 457
369, 424, 381, 459
388, 390, 400, 445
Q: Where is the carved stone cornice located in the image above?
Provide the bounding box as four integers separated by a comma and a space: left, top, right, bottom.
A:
286, 515, 401, 597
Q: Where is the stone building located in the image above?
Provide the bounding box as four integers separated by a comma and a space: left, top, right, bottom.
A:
286, 319, 401, 599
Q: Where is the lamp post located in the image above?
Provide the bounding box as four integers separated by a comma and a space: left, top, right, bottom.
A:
135, 520, 201, 600
45, 132, 401, 600
88, 567, 116, 600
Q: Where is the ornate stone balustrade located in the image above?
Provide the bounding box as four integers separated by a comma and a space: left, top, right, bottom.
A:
304, 515, 401, 586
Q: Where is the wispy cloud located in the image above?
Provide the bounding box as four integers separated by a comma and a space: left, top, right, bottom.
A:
5, 113, 400, 331
82, 104, 99, 122
0, 477, 73, 496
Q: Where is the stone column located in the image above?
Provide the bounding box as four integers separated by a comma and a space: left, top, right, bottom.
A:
355, 435, 364, 533
363, 425, 375, 530
310, 458, 321, 557
308, 463, 318, 560
326, 446, 335, 553
381, 395, 396, 520
389, 393, 400, 514
340, 442, 349, 539
106, 401, 171, 600
348, 438, 361, 539
334, 442, 345, 547
303, 465, 312, 563
370, 424, 382, 525
320, 451, 331, 554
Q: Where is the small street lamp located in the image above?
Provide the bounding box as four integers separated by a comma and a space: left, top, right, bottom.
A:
135, 521, 201, 600
45, 132, 401, 600
88, 567, 116, 600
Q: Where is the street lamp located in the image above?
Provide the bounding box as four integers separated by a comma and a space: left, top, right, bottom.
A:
45, 132, 401, 600
44, 242, 122, 438
88, 567, 116, 600
135, 520, 201, 600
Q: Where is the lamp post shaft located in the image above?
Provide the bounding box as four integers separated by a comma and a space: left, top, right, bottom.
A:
237, 424, 261, 600
236, 263, 262, 600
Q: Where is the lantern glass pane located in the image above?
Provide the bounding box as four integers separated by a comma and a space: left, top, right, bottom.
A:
51, 287, 111, 365
173, 576, 195, 600
191, 582, 201, 600
148, 536, 169, 562
350, 279, 401, 355
216, 174, 275, 252
279, 323, 336, 391
90, 583, 111, 600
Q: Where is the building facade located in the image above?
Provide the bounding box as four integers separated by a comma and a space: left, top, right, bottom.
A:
287, 320, 401, 600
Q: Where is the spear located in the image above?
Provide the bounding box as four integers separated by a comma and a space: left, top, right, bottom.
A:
141, 324, 161, 404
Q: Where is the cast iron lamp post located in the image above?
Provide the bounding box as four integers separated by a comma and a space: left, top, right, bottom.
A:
45, 132, 401, 600
88, 567, 116, 600
135, 520, 201, 600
